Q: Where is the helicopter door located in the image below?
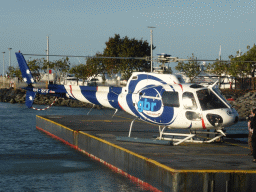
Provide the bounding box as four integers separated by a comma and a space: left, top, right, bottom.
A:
182, 92, 201, 121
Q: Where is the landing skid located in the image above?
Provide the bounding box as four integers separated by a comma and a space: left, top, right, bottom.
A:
116, 118, 172, 145
117, 118, 226, 146
158, 126, 226, 146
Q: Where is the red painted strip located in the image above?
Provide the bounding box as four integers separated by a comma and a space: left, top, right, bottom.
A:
178, 84, 183, 92
36, 126, 161, 192
69, 85, 76, 99
201, 118, 206, 129
36, 126, 78, 150
118, 101, 125, 111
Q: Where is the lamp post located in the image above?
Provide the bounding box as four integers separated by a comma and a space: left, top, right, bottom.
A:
8, 48, 12, 67
45, 50, 50, 85
2, 52, 5, 87
148, 26, 156, 72
47, 36, 49, 62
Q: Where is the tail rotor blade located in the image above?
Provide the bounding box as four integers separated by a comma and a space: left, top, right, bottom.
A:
25, 90, 36, 108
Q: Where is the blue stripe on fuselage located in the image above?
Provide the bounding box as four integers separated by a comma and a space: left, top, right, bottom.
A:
127, 74, 167, 117
142, 106, 174, 125
128, 74, 167, 93
79, 86, 98, 92
80, 88, 101, 106
108, 87, 123, 109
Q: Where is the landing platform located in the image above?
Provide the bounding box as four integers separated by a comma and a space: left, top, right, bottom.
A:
36, 113, 256, 192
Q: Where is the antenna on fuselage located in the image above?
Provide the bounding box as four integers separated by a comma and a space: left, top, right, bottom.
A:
210, 80, 219, 88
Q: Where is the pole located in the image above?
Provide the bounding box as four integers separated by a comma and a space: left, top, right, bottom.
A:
47, 36, 49, 62
219, 45, 221, 60
46, 35, 50, 85
219, 55, 221, 89
8, 48, 12, 67
2, 52, 5, 87
148, 26, 156, 73
150, 29, 153, 72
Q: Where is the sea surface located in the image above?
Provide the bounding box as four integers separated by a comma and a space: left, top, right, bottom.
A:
0, 102, 248, 192
0, 103, 151, 192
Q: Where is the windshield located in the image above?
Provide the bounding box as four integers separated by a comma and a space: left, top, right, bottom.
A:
197, 89, 227, 110
212, 87, 231, 107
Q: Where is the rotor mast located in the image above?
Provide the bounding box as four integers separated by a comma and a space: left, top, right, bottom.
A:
148, 26, 156, 72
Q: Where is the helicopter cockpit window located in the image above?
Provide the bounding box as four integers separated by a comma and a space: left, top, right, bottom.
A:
162, 91, 179, 107
197, 89, 227, 110
182, 92, 197, 110
212, 87, 231, 108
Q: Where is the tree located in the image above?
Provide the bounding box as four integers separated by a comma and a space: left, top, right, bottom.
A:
228, 45, 256, 78
175, 53, 201, 82
69, 62, 99, 85
207, 60, 230, 88
102, 34, 155, 79
70, 64, 86, 85
85, 52, 106, 80
69, 52, 106, 85
42, 57, 70, 74
27, 59, 42, 81
209, 59, 229, 76
7, 66, 22, 79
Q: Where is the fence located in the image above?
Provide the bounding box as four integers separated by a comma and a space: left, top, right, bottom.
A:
0, 77, 17, 89
235, 77, 256, 90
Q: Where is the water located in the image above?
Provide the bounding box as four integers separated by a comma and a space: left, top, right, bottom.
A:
0, 103, 149, 192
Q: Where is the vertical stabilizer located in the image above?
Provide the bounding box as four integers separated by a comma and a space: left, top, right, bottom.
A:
15, 52, 35, 84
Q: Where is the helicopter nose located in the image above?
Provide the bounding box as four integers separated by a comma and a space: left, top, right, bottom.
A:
234, 116, 239, 124
206, 114, 223, 127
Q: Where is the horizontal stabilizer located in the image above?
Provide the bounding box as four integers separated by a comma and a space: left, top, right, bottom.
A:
15, 82, 28, 88
25, 91, 36, 108
15, 52, 35, 84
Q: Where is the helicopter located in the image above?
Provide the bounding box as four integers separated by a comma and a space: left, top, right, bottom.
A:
15, 52, 239, 145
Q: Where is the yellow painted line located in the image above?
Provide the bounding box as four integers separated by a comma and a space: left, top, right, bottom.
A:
37, 115, 256, 174
140, 153, 248, 156
36, 115, 74, 132
225, 141, 250, 149
178, 169, 256, 173
81, 120, 131, 122
115, 115, 134, 120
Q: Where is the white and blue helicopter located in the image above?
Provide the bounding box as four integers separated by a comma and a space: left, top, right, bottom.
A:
15, 52, 239, 145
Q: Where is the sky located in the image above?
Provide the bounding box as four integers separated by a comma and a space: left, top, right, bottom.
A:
0, 0, 255, 74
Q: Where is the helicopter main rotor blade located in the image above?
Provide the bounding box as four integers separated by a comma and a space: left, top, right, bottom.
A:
22, 54, 146, 60
22, 53, 256, 63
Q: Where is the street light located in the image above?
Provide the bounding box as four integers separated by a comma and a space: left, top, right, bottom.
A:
47, 36, 49, 62
2, 52, 5, 87
148, 26, 156, 72
8, 48, 12, 67
2, 52, 5, 75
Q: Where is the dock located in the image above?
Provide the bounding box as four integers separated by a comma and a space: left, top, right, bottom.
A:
36, 112, 256, 192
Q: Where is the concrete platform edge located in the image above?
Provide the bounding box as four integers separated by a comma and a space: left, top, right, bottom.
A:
36, 115, 256, 192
